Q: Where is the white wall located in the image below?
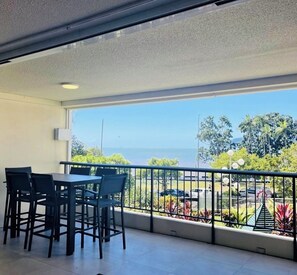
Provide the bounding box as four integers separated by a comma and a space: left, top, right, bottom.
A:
0, 93, 69, 224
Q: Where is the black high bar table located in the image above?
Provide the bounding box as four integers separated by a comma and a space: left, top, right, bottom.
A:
52, 173, 101, 256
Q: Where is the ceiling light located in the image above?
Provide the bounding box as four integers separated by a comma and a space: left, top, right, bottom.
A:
61, 83, 79, 90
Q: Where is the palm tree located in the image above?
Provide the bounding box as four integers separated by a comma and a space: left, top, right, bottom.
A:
239, 115, 254, 153
261, 123, 271, 156
276, 120, 289, 149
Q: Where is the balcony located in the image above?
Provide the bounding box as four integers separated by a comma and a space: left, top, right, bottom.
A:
1, 0, 297, 272
59, 161, 297, 262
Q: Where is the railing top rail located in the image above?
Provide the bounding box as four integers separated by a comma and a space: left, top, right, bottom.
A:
60, 161, 297, 177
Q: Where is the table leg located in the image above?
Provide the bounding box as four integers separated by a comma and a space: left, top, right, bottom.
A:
101, 196, 110, 242
66, 187, 75, 255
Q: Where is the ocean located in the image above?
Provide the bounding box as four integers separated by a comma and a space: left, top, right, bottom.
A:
103, 147, 209, 168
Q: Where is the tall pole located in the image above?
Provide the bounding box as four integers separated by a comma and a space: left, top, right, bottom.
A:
227, 149, 234, 208
197, 115, 200, 169
100, 119, 104, 155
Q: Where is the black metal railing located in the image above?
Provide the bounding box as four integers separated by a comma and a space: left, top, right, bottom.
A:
60, 161, 297, 260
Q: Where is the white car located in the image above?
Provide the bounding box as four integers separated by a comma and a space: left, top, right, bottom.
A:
239, 190, 247, 197
190, 188, 211, 198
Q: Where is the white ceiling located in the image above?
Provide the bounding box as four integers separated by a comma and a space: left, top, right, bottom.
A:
0, 0, 296, 107
0, 0, 134, 46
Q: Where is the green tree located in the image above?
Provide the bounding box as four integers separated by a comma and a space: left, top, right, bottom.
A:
278, 143, 297, 173
239, 113, 297, 157
143, 158, 180, 191
211, 148, 248, 170
197, 147, 212, 163
274, 143, 297, 196
71, 136, 87, 157
197, 116, 233, 161
275, 120, 294, 150
211, 147, 281, 172
72, 153, 130, 165
238, 115, 255, 153
72, 152, 133, 191
87, 146, 102, 157
148, 157, 179, 167
211, 144, 297, 196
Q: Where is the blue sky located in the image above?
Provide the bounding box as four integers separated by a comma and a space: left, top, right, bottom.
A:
72, 89, 297, 149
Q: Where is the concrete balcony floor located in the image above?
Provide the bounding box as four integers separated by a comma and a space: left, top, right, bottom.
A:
0, 228, 297, 275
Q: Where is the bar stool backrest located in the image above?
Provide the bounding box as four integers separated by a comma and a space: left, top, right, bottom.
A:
31, 173, 56, 200
70, 167, 91, 175
95, 168, 117, 176
99, 174, 127, 197
6, 172, 31, 193
5, 166, 32, 178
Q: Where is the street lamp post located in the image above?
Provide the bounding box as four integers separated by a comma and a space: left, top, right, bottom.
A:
222, 150, 245, 207
227, 149, 234, 170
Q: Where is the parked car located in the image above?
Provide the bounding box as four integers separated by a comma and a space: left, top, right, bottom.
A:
190, 188, 211, 198
238, 190, 247, 197
160, 189, 189, 197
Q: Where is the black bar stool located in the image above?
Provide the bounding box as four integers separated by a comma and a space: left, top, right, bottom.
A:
28, 173, 68, 258
3, 167, 32, 234
3, 172, 33, 249
79, 173, 127, 259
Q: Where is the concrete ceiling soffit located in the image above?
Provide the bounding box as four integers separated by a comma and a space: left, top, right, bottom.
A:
0, 0, 239, 63
62, 74, 297, 108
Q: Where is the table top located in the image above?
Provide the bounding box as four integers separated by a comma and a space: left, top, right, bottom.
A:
52, 173, 101, 187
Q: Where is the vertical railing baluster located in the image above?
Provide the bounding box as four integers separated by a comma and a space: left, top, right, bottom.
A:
128, 167, 131, 207
150, 168, 154, 233
273, 176, 276, 231
245, 176, 248, 227
189, 170, 193, 217
254, 177, 257, 229
229, 171, 231, 227
220, 172, 223, 223
211, 172, 215, 244
204, 173, 207, 217
236, 174, 239, 227
145, 168, 148, 211
283, 177, 285, 235
293, 177, 296, 261
139, 168, 142, 209
263, 175, 266, 230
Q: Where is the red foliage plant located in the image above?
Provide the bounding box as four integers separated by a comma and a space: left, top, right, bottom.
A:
275, 203, 293, 233
165, 199, 211, 222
